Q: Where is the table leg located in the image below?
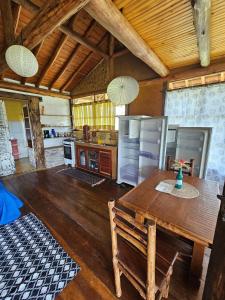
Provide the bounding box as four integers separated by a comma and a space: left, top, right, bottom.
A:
190, 242, 205, 278
135, 212, 145, 224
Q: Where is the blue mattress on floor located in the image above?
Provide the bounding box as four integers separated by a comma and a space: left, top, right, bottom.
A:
0, 181, 23, 225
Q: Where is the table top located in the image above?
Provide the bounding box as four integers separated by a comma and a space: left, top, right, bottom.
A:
118, 170, 220, 245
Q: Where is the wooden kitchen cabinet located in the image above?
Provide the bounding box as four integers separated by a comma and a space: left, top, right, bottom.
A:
76, 142, 117, 179
99, 150, 111, 176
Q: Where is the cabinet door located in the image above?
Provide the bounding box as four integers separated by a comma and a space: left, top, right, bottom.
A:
99, 150, 112, 176
138, 117, 168, 183
175, 127, 211, 178
77, 146, 88, 169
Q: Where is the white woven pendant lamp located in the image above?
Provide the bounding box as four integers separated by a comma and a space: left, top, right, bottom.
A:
107, 76, 139, 105
5, 45, 39, 77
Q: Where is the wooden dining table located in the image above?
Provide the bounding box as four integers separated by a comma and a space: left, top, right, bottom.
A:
118, 169, 220, 278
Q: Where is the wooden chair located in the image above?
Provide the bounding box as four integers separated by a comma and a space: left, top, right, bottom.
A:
166, 155, 195, 177
108, 201, 178, 300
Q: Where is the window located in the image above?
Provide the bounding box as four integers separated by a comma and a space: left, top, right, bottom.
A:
165, 83, 225, 187
72, 94, 126, 130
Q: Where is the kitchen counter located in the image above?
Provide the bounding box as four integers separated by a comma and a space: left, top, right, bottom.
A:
44, 137, 65, 149
75, 141, 117, 150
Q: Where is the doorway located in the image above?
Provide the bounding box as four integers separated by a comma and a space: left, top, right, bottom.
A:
4, 99, 35, 175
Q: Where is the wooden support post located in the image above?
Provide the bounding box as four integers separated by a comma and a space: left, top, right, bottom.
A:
28, 97, 45, 169
193, 0, 211, 67
108, 200, 122, 298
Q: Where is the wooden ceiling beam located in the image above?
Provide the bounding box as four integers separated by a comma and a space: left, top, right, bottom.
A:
112, 48, 129, 58
84, 0, 169, 77
59, 25, 109, 59
12, 0, 109, 59
21, 41, 44, 85
12, 0, 38, 13
36, 34, 68, 87
0, 0, 15, 46
0, 0, 90, 73
13, 2, 22, 36
0, 80, 70, 99
61, 33, 108, 92
108, 34, 115, 81
193, 0, 211, 67
20, 0, 90, 50
50, 20, 97, 89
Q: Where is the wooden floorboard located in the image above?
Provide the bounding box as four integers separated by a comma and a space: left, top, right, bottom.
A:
3, 166, 206, 300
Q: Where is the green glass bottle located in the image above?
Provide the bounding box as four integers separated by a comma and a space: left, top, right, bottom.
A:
175, 168, 183, 189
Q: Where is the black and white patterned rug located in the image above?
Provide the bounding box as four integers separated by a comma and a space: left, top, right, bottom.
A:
0, 213, 80, 300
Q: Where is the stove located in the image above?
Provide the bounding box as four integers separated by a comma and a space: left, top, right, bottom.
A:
63, 138, 76, 167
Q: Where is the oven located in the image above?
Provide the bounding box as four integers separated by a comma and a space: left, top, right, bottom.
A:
63, 139, 76, 167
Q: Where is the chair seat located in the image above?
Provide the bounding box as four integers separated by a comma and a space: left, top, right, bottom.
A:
117, 232, 178, 293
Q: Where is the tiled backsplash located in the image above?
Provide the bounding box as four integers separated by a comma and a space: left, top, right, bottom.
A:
73, 130, 118, 145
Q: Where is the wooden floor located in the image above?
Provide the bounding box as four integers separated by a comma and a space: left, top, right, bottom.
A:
15, 158, 36, 175
3, 166, 208, 300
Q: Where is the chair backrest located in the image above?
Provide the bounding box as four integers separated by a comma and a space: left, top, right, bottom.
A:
108, 200, 156, 300
166, 155, 195, 176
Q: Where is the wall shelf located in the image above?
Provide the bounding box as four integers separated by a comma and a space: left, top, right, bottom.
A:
41, 125, 72, 128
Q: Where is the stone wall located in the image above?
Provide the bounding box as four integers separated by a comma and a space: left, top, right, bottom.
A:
0, 100, 15, 176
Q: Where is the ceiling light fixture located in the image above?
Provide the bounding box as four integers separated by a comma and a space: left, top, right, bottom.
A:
5, 44, 39, 78
107, 76, 139, 105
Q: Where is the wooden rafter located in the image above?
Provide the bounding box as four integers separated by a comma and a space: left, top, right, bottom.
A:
0, 0, 90, 73
61, 33, 108, 92
21, 41, 44, 85
36, 34, 68, 87
13, 2, 22, 36
50, 19, 97, 89
85, 0, 169, 77
59, 25, 109, 59
0, 80, 70, 99
108, 34, 115, 81
112, 48, 129, 58
12, 0, 109, 59
193, 0, 211, 67
0, 0, 14, 46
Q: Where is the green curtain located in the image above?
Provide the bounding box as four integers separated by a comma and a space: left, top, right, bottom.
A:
73, 101, 115, 130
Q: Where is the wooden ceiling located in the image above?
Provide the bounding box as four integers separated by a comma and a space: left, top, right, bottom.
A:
0, 0, 224, 97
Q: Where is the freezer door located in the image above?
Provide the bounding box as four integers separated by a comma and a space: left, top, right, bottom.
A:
175, 127, 212, 178
138, 117, 168, 183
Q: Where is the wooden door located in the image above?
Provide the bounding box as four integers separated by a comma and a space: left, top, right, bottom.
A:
99, 150, 112, 177
203, 193, 225, 300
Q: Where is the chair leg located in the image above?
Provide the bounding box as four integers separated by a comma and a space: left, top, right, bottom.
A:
113, 257, 122, 297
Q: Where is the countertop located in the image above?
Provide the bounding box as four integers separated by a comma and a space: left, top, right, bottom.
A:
75, 140, 117, 150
